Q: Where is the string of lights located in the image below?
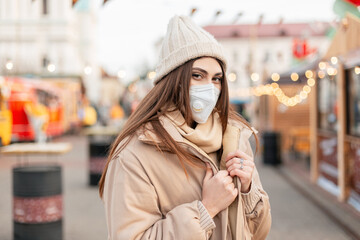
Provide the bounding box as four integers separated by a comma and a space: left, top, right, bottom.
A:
243, 57, 359, 107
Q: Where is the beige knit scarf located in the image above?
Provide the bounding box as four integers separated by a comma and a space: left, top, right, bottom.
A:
165, 110, 222, 154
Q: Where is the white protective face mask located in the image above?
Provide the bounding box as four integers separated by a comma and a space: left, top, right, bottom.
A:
189, 83, 220, 124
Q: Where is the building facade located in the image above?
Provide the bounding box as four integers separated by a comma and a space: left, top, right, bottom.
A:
0, 0, 101, 103
204, 22, 332, 101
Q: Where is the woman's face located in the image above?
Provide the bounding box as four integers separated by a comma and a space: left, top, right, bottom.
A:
190, 57, 223, 90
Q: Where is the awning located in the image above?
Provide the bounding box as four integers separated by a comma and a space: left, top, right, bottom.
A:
323, 13, 360, 60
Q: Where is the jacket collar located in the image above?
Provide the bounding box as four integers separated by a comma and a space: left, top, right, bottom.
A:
137, 116, 220, 169
137, 115, 255, 171
137, 116, 254, 143
137, 116, 184, 145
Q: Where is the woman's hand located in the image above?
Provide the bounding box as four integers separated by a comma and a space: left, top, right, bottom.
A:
201, 164, 238, 218
225, 150, 255, 193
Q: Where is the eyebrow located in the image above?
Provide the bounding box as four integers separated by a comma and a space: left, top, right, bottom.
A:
192, 67, 223, 76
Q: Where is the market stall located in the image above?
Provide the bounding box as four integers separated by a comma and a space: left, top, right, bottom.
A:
310, 13, 360, 211
258, 59, 319, 166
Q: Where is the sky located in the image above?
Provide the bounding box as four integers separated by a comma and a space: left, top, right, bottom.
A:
97, 0, 337, 80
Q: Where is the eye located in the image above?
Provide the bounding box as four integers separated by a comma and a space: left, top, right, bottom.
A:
192, 73, 202, 79
213, 77, 222, 83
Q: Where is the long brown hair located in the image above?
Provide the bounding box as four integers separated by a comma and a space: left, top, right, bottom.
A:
98, 57, 257, 197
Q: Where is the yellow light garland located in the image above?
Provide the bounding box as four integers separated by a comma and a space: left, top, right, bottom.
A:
250, 81, 313, 107
246, 62, 344, 107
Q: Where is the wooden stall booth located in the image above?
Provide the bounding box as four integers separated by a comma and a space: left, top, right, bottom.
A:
257, 60, 317, 169
310, 13, 360, 211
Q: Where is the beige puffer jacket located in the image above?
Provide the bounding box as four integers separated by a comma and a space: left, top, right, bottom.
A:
103, 116, 271, 239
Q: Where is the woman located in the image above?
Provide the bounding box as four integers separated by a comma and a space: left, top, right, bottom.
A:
99, 15, 271, 240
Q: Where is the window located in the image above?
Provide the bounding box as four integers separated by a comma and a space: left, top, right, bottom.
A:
318, 70, 338, 132
42, 56, 49, 68
347, 67, 360, 137
43, 0, 48, 15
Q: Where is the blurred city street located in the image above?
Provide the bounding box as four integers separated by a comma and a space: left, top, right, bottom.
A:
1, 0, 360, 239
0, 134, 359, 240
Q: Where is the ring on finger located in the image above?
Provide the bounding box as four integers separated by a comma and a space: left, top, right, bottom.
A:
240, 158, 244, 170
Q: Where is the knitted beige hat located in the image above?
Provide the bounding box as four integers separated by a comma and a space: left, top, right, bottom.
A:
153, 15, 227, 84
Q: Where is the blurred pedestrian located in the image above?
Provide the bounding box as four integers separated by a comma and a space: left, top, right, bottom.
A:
80, 97, 97, 127
109, 103, 125, 127
24, 96, 49, 143
110, 103, 124, 120
99, 15, 271, 240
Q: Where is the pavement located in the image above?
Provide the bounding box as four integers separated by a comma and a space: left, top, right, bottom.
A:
0, 134, 359, 240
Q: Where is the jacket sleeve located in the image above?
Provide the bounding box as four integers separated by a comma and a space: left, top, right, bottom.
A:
241, 140, 272, 240
103, 149, 215, 240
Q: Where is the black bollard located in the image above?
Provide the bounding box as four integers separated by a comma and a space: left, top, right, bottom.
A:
13, 165, 62, 240
262, 131, 282, 166
89, 140, 110, 186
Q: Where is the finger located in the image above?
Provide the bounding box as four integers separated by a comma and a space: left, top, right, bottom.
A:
225, 150, 252, 162
227, 164, 253, 173
229, 166, 252, 175
232, 187, 238, 197
245, 160, 255, 168
226, 182, 235, 192
225, 157, 242, 168
234, 150, 252, 161
227, 163, 241, 172
225, 158, 237, 168
229, 168, 251, 180
222, 176, 233, 185
203, 163, 213, 183
216, 170, 229, 177
226, 157, 256, 170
